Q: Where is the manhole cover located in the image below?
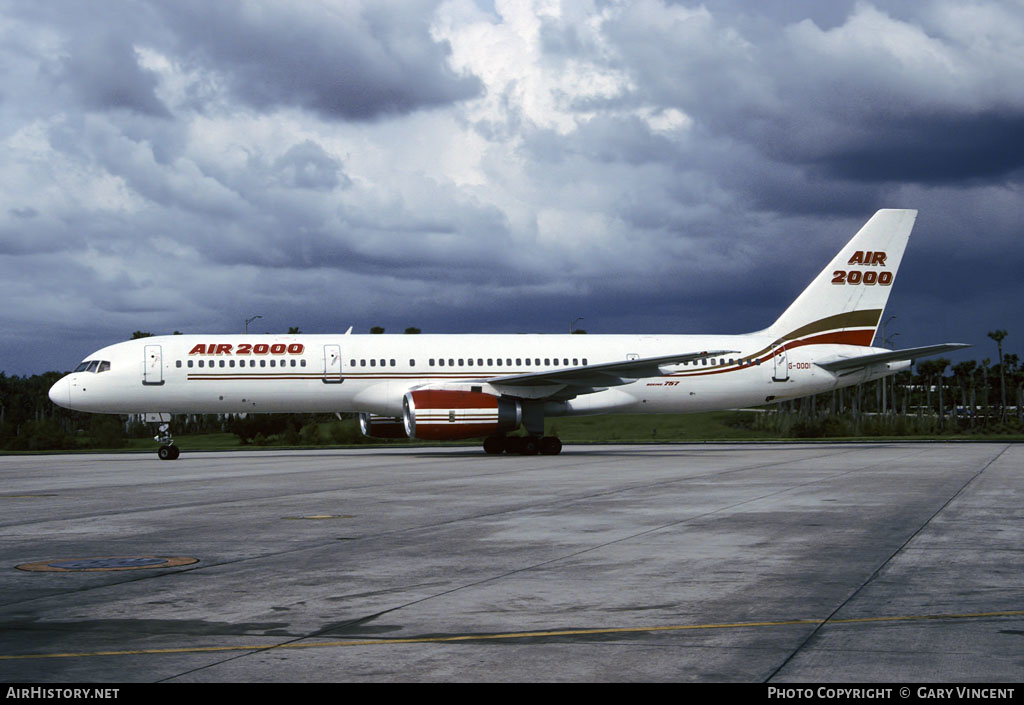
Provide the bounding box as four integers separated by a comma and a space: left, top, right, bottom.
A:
16, 556, 199, 572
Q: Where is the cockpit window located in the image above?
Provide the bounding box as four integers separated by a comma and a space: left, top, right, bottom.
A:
74, 360, 111, 373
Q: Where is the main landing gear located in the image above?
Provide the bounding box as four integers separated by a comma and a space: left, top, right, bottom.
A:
154, 423, 180, 460
483, 434, 562, 456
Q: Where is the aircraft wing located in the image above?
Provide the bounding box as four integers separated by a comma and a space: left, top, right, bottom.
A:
816, 343, 971, 374
480, 350, 739, 389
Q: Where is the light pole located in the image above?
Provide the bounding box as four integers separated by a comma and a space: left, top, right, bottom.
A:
245, 315, 262, 334
881, 315, 897, 349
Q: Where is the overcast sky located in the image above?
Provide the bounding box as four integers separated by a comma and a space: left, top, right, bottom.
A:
1, 0, 1021, 375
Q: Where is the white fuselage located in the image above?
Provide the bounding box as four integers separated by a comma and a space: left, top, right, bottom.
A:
48, 333, 904, 419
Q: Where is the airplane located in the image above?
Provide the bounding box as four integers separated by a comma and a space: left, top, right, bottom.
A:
48, 209, 968, 459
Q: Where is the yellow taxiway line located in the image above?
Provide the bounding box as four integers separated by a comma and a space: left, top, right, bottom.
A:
3, 610, 1022, 661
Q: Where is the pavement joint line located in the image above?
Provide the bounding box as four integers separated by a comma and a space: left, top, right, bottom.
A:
4, 609, 1023, 661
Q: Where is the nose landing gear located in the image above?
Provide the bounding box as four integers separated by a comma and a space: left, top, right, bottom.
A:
154, 423, 180, 460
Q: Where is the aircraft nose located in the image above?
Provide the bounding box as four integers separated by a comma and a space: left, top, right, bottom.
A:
48, 376, 70, 408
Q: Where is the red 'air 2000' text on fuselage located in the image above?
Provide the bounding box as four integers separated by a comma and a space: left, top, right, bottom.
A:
187, 343, 306, 356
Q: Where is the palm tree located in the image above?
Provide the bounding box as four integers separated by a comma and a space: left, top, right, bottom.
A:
917, 358, 950, 427
987, 330, 1008, 421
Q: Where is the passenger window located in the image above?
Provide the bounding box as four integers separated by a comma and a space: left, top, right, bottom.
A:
544, 358, 550, 365
430, 359, 435, 366
360, 359, 366, 367
175, 361, 182, 369
439, 359, 445, 367
458, 359, 464, 366
301, 360, 306, 367
525, 359, 531, 366
188, 360, 194, 368
448, 359, 454, 366
468, 359, 474, 366
496, 359, 502, 366
230, 360, 236, 368
220, 360, 226, 368
487, 358, 493, 366
370, 359, 376, 367
583, 358, 588, 365
573, 358, 578, 365
478, 358, 483, 366
260, 360, 266, 368
563, 358, 568, 365
409, 359, 415, 367
270, 360, 275, 367
390, 359, 396, 367
350, 359, 356, 367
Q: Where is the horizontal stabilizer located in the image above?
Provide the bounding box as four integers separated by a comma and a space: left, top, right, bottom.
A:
817, 343, 971, 373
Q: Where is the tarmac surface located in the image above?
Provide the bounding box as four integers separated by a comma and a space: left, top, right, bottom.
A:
0, 442, 1021, 683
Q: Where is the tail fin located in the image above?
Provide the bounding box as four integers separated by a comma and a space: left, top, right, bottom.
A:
765, 209, 917, 348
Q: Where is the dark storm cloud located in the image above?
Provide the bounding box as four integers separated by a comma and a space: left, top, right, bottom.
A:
57, 32, 171, 118
813, 112, 1024, 183
152, 0, 482, 121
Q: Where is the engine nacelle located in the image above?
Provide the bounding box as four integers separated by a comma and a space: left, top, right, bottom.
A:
403, 389, 522, 440
358, 413, 409, 439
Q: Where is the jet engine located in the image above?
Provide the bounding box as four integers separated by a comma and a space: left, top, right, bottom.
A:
403, 389, 522, 440
358, 413, 409, 439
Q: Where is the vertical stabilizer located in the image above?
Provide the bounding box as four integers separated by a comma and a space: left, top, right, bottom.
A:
765, 209, 917, 348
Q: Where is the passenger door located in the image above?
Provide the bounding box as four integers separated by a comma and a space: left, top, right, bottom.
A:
772, 345, 789, 382
323, 344, 343, 384
143, 345, 164, 386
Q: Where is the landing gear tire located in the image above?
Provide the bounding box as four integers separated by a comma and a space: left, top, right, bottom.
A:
503, 436, 524, 455
483, 434, 561, 456
539, 436, 562, 455
158, 445, 180, 461
520, 436, 539, 456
